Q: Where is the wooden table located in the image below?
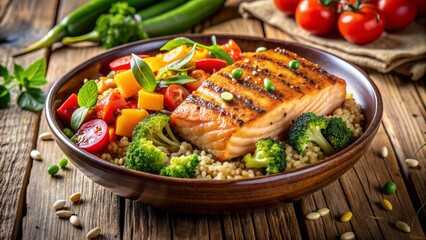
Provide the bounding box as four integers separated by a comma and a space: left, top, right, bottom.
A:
1, 0, 425, 239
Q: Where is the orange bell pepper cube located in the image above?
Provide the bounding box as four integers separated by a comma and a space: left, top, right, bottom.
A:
115, 109, 149, 137
114, 70, 142, 98
137, 89, 164, 110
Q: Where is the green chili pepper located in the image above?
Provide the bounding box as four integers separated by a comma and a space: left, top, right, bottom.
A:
17, 0, 157, 55
221, 92, 233, 103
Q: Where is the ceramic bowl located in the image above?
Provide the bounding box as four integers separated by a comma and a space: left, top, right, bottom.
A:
46, 34, 383, 214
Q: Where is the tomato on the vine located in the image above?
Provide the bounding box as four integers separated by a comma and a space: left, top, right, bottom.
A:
164, 85, 190, 111
377, 0, 416, 30
415, 0, 426, 16
338, 3, 385, 45
274, 0, 301, 16
295, 0, 337, 35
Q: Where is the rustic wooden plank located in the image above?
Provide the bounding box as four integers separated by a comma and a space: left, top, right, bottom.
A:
0, 0, 58, 239
300, 126, 424, 239
369, 72, 426, 229
263, 24, 295, 42
21, 0, 121, 239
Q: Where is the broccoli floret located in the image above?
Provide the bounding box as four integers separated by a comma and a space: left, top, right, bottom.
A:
288, 112, 336, 156
243, 138, 287, 175
160, 154, 200, 178
125, 138, 166, 174
132, 114, 180, 151
322, 117, 354, 151
62, 2, 148, 49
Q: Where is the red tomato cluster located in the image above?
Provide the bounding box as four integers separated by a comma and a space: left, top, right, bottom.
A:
274, 0, 419, 45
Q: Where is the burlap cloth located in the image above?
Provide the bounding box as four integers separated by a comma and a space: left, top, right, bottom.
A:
239, 0, 426, 80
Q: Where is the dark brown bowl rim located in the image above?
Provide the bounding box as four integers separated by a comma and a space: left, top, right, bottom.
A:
46, 34, 383, 186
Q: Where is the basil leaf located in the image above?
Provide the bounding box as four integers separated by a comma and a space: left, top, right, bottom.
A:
14, 64, 27, 87
160, 37, 195, 51
0, 85, 10, 109
161, 37, 234, 65
157, 75, 196, 88
77, 80, 98, 108
130, 53, 156, 92
0, 65, 11, 84
70, 107, 89, 131
25, 57, 47, 87
17, 88, 45, 111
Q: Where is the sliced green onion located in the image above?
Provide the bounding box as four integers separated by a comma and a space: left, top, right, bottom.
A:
264, 78, 275, 92
221, 92, 233, 102
231, 68, 243, 80
289, 60, 300, 70
256, 46, 267, 52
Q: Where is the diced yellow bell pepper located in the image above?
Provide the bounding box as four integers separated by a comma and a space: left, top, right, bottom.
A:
115, 109, 149, 137
137, 89, 164, 110
191, 47, 209, 61
143, 56, 166, 72
114, 70, 141, 98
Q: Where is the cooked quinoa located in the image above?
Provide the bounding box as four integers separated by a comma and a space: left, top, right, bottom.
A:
100, 96, 364, 180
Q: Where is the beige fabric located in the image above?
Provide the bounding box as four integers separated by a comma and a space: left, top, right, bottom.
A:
239, 0, 426, 80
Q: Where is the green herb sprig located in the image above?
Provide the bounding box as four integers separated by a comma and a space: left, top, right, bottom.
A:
0, 57, 47, 111
130, 54, 157, 92
70, 80, 98, 131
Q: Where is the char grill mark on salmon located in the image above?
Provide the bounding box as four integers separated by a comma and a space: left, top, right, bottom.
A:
171, 48, 347, 161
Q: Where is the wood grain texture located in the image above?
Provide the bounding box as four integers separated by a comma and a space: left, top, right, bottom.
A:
0, 0, 58, 239
21, 0, 121, 239
369, 72, 426, 230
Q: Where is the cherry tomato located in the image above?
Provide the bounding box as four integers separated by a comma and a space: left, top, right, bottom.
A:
220, 40, 242, 61
274, 0, 301, 16
195, 58, 227, 74
164, 85, 190, 111
338, 3, 385, 44
109, 54, 150, 71
57, 93, 79, 124
296, 0, 337, 35
187, 69, 210, 92
75, 119, 109, 154
95, 91, 127, 124
378, 0, 416, 30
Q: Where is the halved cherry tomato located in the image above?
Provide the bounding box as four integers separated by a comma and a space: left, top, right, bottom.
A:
296, 0, 337, 35
75, 119, 109, 154
338, 3, 385, 44
57, 93, 79, 124
164, 84, 190, 111
378, 0, 416, 30
195, 58, 227, 74
109, 54, 150, 71
274, 0, 301, 16
95, 91, 127, 124
220, 40, 242, 61
187, 69, 210, 92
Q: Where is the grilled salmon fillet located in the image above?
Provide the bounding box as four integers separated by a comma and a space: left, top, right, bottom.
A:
170, 48, 346, 161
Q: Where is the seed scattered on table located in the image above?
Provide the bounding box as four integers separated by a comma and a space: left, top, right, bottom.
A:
405, 159, 419, 168
306, 212, 321, 220
58, 157, 68, 168
341, 211, 353, 222
340, 231, 355, 240
384, 181, 397, 194
39, 132, 53, 140
30, 150, 42, 160
381, 199, 393, 211
48, 165, 59, 176
317, 208, 330, 216
86, 227, 101, 239
395, 221, 411, 233
56, 210, 74, 218
70, 192, 81, 203
69, 215, 81, 227
53, 199, 66, 210
380, 146, 388, 158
